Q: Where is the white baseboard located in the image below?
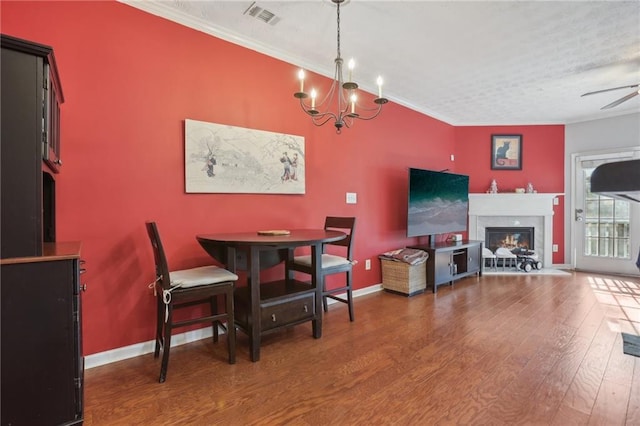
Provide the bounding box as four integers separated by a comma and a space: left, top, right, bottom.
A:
84, 327, 215, 369
552, 263, 572, 270
353, 283, 383, 297
85, 283, 383, 369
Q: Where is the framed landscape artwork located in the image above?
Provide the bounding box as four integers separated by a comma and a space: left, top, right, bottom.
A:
491, 134, 522, 170
185, 119, 305, 194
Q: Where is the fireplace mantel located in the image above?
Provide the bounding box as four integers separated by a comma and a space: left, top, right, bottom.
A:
469, 193, 563, 216
468, 193, 563, 267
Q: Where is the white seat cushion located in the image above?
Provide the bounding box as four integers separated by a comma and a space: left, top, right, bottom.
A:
169, 266, 238, 288
294, 254, 352, 268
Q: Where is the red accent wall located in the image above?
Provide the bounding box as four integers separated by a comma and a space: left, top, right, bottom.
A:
455, 126, 565, 263
2, 1, 565, 355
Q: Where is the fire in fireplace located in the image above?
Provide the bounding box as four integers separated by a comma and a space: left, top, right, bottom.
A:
485, 227, 534, 253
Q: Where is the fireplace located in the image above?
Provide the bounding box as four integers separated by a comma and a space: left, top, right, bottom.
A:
468, 193, 563, 268
485, 227, 534, 253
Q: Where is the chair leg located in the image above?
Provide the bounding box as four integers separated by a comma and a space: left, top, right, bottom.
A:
210, 297, 219, 343
225, 291, 236, 365
154, 295, 163, 358
322, 278, 329, 313
159, 304, 173, 383
346, 270, 354, 322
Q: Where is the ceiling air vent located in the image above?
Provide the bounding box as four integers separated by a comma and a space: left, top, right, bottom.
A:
243, 2, 281, 25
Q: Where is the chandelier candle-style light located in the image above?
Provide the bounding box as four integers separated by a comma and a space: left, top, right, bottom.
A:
294, 0, 388, 134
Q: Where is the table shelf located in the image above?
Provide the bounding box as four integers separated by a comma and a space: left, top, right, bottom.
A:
234, 279, 316, 334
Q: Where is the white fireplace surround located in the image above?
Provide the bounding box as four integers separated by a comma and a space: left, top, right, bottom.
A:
468, 193, 563, 267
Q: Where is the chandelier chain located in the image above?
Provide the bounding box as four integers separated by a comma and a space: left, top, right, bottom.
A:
336, 2, 341, 60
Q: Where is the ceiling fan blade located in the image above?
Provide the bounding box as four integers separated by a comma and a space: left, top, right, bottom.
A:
581, 84, 639, 97
601, 91, 640, 110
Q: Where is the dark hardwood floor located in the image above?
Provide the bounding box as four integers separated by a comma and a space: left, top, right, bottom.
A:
84, 271, 640, 425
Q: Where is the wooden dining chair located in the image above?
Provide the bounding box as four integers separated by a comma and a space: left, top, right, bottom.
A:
145, 221, 238, 383
288, 217, 356, 321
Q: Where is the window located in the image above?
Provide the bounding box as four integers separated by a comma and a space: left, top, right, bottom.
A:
584, 169, 630, 258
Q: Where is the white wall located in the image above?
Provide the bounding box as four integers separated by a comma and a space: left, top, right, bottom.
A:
564, 112, 640, 265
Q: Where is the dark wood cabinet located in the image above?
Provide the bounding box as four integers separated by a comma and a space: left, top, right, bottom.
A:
43, 57, 63, 172
410, 240, 483, 293
1, 243, 84, 426
1, 34, 64, 259
0, 34, 82, 425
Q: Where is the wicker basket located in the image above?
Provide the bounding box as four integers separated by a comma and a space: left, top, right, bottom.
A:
380, 258, 426, 296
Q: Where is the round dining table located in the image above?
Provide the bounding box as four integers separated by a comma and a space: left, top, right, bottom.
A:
196, 229, 346, 362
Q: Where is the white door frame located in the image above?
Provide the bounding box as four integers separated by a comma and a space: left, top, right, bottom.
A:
570, 148, 640, 275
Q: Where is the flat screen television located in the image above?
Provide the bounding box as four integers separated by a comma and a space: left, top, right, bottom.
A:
407, 168, 469, 238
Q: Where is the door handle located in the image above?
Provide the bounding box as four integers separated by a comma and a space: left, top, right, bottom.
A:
575, 208, 584, 222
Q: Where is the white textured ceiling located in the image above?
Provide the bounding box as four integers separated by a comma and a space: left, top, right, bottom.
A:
122, 0, 640, 125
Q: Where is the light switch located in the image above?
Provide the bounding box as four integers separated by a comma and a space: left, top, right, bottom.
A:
346, 192, 357, 204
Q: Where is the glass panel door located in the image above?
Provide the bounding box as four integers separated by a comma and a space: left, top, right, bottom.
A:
574, 151, 640, 275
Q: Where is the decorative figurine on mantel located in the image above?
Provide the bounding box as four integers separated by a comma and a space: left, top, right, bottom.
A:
526, 182, 535, 193
487, 179, 498, 194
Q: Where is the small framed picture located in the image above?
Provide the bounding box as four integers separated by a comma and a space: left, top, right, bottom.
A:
491, 134, 522, 170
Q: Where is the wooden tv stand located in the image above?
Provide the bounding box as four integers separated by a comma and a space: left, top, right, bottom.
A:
409, 240, 483, 293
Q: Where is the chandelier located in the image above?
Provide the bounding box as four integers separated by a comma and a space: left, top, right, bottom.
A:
294, 0, 388, 134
